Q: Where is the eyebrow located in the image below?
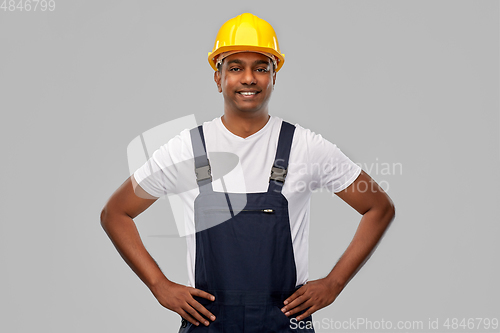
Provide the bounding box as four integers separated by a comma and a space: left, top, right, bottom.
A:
226, 59, 271, 67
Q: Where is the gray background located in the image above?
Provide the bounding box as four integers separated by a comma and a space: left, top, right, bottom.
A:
1, 1, 499, 332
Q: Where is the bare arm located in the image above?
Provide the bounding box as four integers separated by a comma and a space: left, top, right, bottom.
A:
100, 175, 216, 327
282, 170, 395, 320
100, 176, 163, 287
326, 170, 395, 288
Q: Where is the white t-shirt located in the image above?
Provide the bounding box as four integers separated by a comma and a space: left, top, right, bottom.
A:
133, 115, 361, 287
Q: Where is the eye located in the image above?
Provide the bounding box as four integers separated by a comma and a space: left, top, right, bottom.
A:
256, 68, 269, 73
229, 67, 241, 72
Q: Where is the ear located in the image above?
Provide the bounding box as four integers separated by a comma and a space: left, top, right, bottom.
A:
214, 71, 222, 93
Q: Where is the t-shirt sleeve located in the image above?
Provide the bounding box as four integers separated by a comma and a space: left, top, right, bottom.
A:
133, 130, 189, 198
303, 126, 362, 193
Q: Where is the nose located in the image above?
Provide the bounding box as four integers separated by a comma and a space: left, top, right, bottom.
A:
240, 68, 256, 85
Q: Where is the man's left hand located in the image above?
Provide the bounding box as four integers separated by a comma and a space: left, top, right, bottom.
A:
281, 278, 341, 321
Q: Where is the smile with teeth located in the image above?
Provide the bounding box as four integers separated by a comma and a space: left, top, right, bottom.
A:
238, 91, 258, 96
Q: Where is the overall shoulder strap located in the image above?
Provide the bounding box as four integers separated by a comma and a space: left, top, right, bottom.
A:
190, 125, 213, 192
268, 121, 295, 194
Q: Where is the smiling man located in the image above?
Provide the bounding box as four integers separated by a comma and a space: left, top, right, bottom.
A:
216, 51, 276, 140
101, 13, 395, 333
217, 52, 275, 111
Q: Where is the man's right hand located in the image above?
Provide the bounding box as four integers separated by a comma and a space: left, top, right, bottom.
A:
150, 279, 216, 327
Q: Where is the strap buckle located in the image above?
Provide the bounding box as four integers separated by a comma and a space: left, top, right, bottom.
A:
270, 166, 287, 183
195, 163, 212, 182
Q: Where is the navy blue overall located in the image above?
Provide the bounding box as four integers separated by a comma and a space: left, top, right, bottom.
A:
179, 121, 315, 332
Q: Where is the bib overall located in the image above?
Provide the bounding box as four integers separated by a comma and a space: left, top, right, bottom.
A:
179, 121, 315, 332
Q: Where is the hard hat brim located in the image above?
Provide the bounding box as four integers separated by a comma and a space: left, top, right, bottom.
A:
208, 46, 285, 72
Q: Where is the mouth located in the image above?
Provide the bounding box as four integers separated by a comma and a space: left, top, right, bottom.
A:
237, 91, 260, 98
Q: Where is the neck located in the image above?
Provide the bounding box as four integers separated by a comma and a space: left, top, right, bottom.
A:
221, 110, 270, 139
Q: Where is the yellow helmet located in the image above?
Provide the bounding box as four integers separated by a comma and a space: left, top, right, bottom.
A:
208, 13, 285, 72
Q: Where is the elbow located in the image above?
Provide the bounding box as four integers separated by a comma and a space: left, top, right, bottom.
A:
368, 196, 395, 227
100, 205, 111, 230
384, 199, 396, 226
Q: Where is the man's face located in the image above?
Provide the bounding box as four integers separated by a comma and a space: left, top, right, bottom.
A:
214, 52, 276, 115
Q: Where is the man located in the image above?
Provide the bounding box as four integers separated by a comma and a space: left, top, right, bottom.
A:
101, 13, 395, 332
